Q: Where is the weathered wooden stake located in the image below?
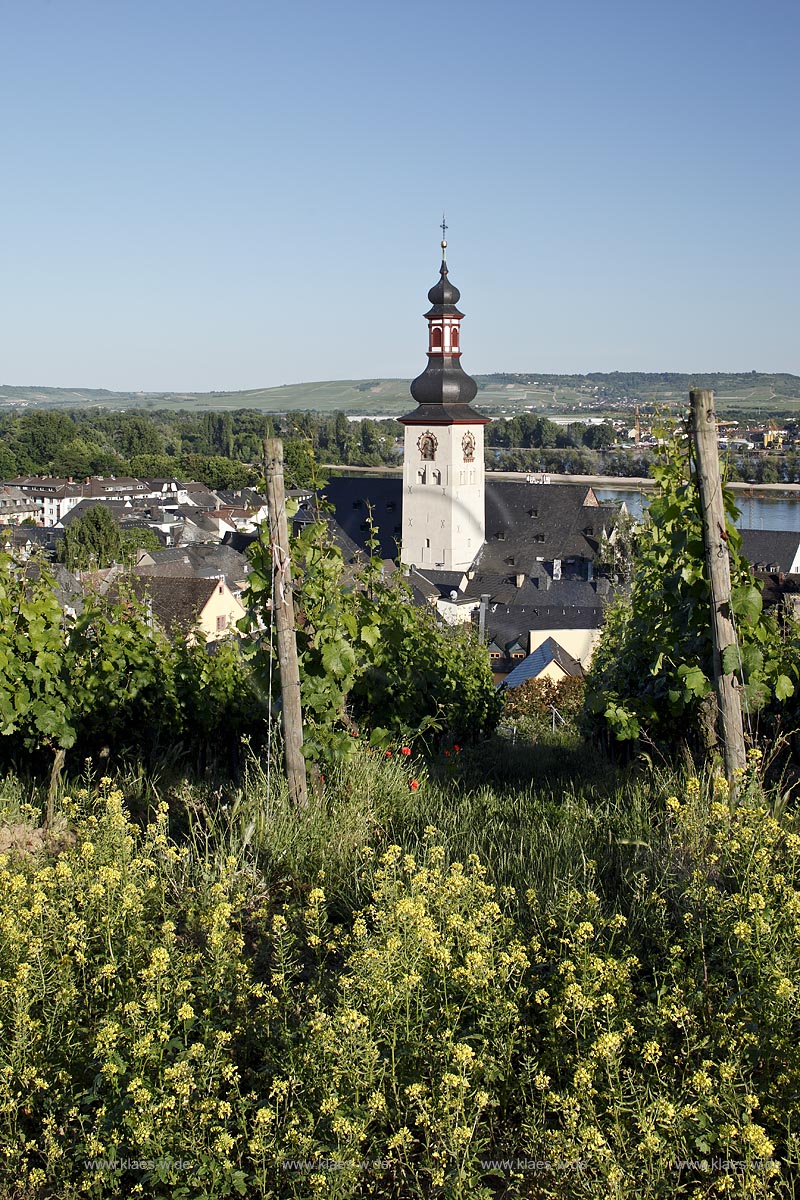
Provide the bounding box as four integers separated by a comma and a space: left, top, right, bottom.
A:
689, 389, 747, 779
264, 438, 308, 810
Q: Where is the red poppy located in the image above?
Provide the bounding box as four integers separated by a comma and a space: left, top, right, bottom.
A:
453, 744, 461, 753
401, 746, 411, 756
409, 779, 419, 791
385, 750, 392, 757
444, 750, 450, 757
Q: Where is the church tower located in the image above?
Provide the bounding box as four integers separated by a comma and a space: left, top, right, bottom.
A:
399, 235, 489, 571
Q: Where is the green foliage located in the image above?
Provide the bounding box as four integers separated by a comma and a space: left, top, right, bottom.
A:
0, 554, 76, 751
586, 431, 797, 748
501, 675, 585, 736
57, 505, 122, 570
0, 552, 267, 771
178, 453, 255, 490
244, 515, 501, 764
0, 555, 174, 763
128, 453, 175, 477
282, 438, 318, 488
119, 527, 163, 560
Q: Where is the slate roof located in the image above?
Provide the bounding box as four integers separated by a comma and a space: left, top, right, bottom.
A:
5, 525, 63, 552
407, 567, 467, 601
58, 499, 131, 527
134, 544, 250, 591
222, 530, 259, 554
174, 509, 223, 539
22, 561, 86, 614
319, 478, 621, 576
180, 486, 221, 511
499, 638, 585, 690
127, 576, 223, 635
739, 529, 800, 575
215, 488, 268, 508
478, 599, 605, 653
473, 482, 619, 577
319, 478, 404, 562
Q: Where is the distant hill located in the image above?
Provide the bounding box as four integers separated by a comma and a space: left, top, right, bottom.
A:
2, 372, 799, 420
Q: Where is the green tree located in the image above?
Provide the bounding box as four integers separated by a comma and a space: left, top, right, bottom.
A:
586, 432, 796, 750
129, 453, 176, 478
0, 444, 17, 478
283, 439, 317, 489
119, 527, 163, 562
58, 505, 122, 570
179, 454, 254, 490
244, 514, 501, 764
583, 422, 616, 450
13, 411, 76, 471
115, 415, 165, 460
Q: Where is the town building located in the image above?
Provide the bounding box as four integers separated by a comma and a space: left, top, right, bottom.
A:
398, 237, 490, 571
318, 238, 624, 678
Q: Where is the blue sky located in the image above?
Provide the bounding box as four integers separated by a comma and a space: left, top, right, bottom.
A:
1, 0, 798, 391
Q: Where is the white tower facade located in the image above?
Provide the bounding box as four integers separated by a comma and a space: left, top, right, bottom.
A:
399, 240, 489, 572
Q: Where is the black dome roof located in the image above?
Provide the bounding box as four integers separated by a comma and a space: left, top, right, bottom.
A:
427, 259, 461, 308
424, 257, 464, 318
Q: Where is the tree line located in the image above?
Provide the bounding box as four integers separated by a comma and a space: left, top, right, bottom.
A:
3, 406, 800, 492
0, 408, 403, 489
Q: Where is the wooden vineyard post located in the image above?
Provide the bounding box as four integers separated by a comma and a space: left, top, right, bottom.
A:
264, 438, 308, 810
689, 389, 747, 779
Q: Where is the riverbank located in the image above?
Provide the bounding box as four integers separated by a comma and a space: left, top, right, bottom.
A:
323, 463, 800, 498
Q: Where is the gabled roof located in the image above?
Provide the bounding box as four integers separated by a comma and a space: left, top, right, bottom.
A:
6, 525, 63, 550
58, 499, 131, 526
407, 567, 466, 601
474, 597, 606, 658
134, 543, 250, 591
499, 638, 585, 690
739, 529, 800, 575
215, 488, 268, 508
127, 576, 227, 634
22, 560, 86, 614
319, 477, 622, 574
180, 486, 221, 510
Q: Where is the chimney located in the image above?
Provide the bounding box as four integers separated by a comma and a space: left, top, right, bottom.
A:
478, 593, 491, 642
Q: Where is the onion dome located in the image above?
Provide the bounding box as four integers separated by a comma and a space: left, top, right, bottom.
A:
401, 238, 488, 425
425, 254, 463, 314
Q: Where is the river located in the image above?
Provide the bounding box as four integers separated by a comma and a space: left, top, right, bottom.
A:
595, 488, 800, 532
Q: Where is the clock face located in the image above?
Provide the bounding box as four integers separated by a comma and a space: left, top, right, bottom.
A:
462, 432, 476, 463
